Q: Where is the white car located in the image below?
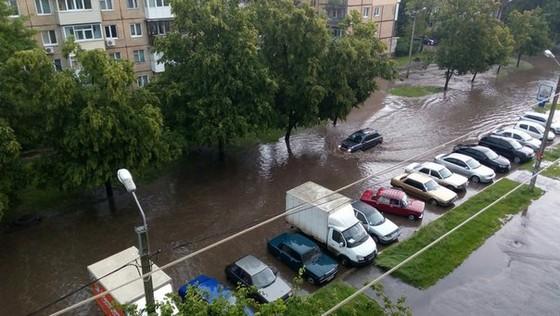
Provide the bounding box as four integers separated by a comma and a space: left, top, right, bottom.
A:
351, 201, 400, 244
492, 128, 541, 151
515, 121, 555, 141
405, 162, 468, 191
434, 153, 495, 184
520, 111, 560, 134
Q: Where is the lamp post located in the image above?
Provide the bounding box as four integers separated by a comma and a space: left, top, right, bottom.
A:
405, 7, 426, 79
529, 50, 560, 190
117, 169, 156, 315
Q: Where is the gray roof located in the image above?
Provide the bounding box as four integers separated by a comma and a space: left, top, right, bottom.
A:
235, 255, 267, 276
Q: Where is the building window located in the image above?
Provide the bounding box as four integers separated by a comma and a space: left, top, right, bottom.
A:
373, 6, 381, 17
35, 0, 52, 14
137, 75, 149, 87
64, 24, 102, 41
363, 7, 369, 18
104, 25, 117, 38
133, 49, 145, 63
7, 0, 19, 15
130, 23, 142, 37
127, 0, 137, 9
57, 0, 92, 11
42, 30, 57, 45
99, 0, 112, 10
147, 0, 168, 8
109, 52, 121, 60
333, 28, 343, 37
53, 59, 63, 71
148, 20, 170, 35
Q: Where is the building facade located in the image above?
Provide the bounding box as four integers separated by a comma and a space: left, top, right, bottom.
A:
6, 0, 170, 86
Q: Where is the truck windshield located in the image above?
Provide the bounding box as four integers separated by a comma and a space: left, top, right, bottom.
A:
342, 223, 369, 248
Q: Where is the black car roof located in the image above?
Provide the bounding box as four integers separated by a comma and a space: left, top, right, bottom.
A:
354, 128, 378, 135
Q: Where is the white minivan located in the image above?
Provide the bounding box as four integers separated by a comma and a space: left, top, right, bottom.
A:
520, 112, 560, 134
514, 121, 555, 141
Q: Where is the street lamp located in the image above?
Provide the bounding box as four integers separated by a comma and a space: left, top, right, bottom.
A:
529, 50, 560, 190
405, 7, 426, 79
117, 169, 156, 315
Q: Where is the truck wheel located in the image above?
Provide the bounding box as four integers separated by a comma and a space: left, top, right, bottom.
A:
408, 214, 416, 221
339, 256, 351, 267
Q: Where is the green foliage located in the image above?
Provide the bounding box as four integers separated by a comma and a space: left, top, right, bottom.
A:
376, 179, 542, 288
156, 0, 275, 155
542, 0, 560, 43
507, 9, 551, 66
0, 121, 21, 221
389, 85, 442, 97
0, 1, 36, 63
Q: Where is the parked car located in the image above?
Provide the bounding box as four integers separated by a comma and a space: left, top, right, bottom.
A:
178, 275, 253, 315
225, 255, 292, 303
492, 128, 541, 151
351, 200, 400, 244
390, 172, 458, 206
423, 37, 438, 46
361, 187, 424, 220
453, 144, 511, 173
520, 111, 560, 134
514, 121, 555, 141
434, 153, 495, 183
479, 135, 534, 164
339, 128, 383, 153
267, 233, 338, 285
405, 162, 468, 191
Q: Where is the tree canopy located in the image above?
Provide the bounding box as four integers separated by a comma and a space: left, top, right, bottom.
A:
507, 9, 551, 67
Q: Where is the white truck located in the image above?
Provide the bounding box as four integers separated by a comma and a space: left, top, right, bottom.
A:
286, 181, 377, 266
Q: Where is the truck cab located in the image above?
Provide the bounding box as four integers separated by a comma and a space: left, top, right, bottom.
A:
326, 223, 377, 266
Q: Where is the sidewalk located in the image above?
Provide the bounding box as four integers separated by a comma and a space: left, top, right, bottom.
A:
343, 171, 560, 315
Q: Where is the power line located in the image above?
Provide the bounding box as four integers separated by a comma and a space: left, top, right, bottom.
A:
321, 157, 560, 315
50, 93, 559, 315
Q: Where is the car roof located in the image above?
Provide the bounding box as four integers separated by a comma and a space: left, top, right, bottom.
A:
518, 120, 544, 129
353, 128, 378, 135
404, 172, 432, 184
235, 255, 267, 276
523, 111, 547, 119
378, 187, 405, 200
420, 161, 446, 171
351, 200, 379, 216
444, 153, 472, 163
271, 233, 317, 256
179, 274, 233, 301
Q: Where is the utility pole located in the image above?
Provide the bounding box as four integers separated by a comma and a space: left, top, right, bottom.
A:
529, 51, 560, 190
405, 13, 417, 79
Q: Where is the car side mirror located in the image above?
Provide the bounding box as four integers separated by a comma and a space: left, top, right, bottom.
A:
271, 266, 278, 275
338, 242, 345, 248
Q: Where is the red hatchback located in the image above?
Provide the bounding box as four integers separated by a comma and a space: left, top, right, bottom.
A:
360, 188, 425, 220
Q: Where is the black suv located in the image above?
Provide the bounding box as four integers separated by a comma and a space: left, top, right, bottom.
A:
478, 135, 534, 164
453, 144, 511, 173
339, 128, 383, 153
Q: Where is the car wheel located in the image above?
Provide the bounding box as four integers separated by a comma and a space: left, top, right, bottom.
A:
428, 199, 438, 206
340, 256, 351, 267
372, 235, 380, 244
408, 214, 416, 221
470, 176, 480, 183
514, 156, 521, 164
307, 277, 316, 285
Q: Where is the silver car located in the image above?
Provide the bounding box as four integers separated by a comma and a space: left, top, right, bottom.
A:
492, 128, 541, 151
434, 153, 495, 184
405, 162, 468, 191
514, 121, 555, 141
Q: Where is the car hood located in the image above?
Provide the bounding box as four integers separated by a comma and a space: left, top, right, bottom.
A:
353, 236, 377, 256
527, 138, 541, 148
432, 186, 457, 202
546, 131, 555, 141
406, 199, 425, 214
371, 219, 399, 237
305, 256, 339, 278
340, 139, 358, 148
519, 146, 534, 156
258, 277, 292, 303
552, 122, 560, 130
476, 165, 495, 177
495, 156, 511, 166
444, 174, 468, 187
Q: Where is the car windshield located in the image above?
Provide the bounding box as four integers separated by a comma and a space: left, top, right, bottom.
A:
466, 158, 480, 169
302, 247, 321, 263
342, 223, 369, 248
425, 180, 439, 191
519, 133, 531, 141
401, 195, 409, 207
252, 267, 276, 289
510, 141, 522, 150
439, 167, 452, 179
366, 210, 385, 226
349, 133, 363, 143
484, 150, 498, 160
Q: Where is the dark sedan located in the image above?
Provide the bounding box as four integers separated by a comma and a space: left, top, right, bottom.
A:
479, 135, 534, 164
339, 128, 383, 153
268, 233, 338, 285
453, 144, 511, 173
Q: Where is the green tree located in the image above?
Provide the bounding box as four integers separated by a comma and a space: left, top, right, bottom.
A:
0, 1, 36, 63
319, 11, 395, 126
156, 0, 275, 158
250, 0, 329, 152
542, 0, 559, 43
0, 121, 21, 221
507, 9, 551, 67
45, 48, 180, 198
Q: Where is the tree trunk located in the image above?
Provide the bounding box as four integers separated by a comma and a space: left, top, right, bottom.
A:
516, 52, 522, 68
105, 180, 114, 199
333, 115, 338, 127
218, 138, 225, 161
471, 72, 478, 83
444, 69, 453, 91
497, 64, 502, 75
284, 118, 295, 154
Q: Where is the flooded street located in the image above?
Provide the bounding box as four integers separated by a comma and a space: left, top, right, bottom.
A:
1, 56, 559, 315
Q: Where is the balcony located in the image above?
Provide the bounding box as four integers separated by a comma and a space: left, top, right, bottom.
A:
150, 52, 165, 73
56, 0, 102, 25
144, 0, 173, 20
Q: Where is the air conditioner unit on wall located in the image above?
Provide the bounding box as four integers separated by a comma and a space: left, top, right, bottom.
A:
105, 39, 116, 47
44, 47, 54, 54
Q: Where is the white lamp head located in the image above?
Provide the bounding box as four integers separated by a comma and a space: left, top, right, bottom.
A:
117, 169, 136, 193
544, 50, 555, 59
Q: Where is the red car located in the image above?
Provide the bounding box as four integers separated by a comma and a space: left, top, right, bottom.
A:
360, 188, 425, 220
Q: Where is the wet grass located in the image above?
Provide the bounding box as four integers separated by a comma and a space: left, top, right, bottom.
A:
285, 282, 383, 316
231, 128, 284, 146
520, 144, 560, 170
392, 52, 434, 69
533, 103, 551, 113
497, 58, 534, 78
389, 85, 443, 97
375, 179, 542, 289
542, 162, 560, 179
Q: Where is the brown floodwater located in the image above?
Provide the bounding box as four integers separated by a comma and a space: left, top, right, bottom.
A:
1, 56, 558, 316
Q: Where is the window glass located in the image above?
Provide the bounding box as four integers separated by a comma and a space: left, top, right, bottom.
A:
530, 127, 538, 133
366, 210, 384, 226
342, 223, 369, 248
419, 168, 430, 176
373, 6, 380, 16
133, 50, 145, 63
378, 196, 390, 205
105, 25, 117, 38
127, 0, 137, 8
425, 180, 438, 191
302, 247, 320, 263
252, 268, 276, 288
36, 0, 52, 14
53, 59, 62, 71
355, 211, 367, 224
510, 140, 522, 150
485, 150, 498, 160
332, 230, 343, 243
439, 167, 452, 179
130, 23, 142, 37
465, 158, 480, 169
42, 30, 57, 45
8, 0, 19, 15
110, 52, 121, 60
100, 0, 112, 9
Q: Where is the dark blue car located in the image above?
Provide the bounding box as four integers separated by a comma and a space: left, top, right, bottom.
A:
178, 275, 253, 315
267, 233, 338, 285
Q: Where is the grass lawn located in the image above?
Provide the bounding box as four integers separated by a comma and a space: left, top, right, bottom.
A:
375, 179, 542, 289
389, 85, 442, 97
532, 103, 551, 113
391, 51, 434, 69
520, 144, 560, 170
285, 282, 383, 316
542, 162, 560, 179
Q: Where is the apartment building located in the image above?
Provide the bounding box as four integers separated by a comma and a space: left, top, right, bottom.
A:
313, 0, 401, 54
5, 0, 170, 86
